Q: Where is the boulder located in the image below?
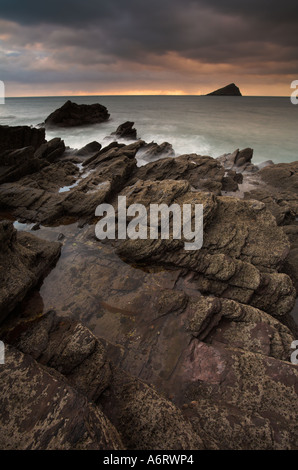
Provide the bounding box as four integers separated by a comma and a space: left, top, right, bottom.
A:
75, 141, 102, 157
110, 121, 137, 140
44, 100, 110, 128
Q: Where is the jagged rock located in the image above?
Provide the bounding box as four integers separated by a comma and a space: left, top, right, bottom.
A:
0, 142, 139, 224
207, 83, 242, 96
19, 160, 80, 192
0, 125, 45, 155
0, 146, 44, 184
34, 138, 65, 163
136, 141, 175, 163
44, 100, 110, 128
110, 121, 137, 140
0, 137, 65, 185
244, 189, 298, 225
0, 345, 124, 450
243, 162, 298, 302
129, 154, 227, 195
60, 154, 137, 219
0, 221, 61, 324
84, 141, 143, 169
258, 161, 298, 193
218, 148, 257, 173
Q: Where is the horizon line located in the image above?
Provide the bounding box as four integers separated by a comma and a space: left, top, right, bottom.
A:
4, 93, 289, 98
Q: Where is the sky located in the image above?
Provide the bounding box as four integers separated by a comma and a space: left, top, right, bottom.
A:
0, 0, 297, 97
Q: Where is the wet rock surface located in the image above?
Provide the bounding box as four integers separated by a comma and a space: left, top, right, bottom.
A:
0, 121, 297, 450
0, 220, 61, 324
0, 345, 124, 450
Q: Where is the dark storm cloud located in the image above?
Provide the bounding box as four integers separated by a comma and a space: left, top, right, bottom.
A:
0, 0, 297, 94
1, 0, 298, 25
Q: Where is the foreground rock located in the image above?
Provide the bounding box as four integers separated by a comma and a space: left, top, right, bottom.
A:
207, 83, 242, 96
3, 285, 297, 449
3, 311, 204, 450
0, 120, 297, 450
0, 221, 61, 324
45, 100, 110, 128
0, 345, 124, 450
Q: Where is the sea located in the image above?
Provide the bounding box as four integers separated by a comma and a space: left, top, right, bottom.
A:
0, 95, 297, 165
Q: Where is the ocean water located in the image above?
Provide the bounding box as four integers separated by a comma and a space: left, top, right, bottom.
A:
0, 95, 297, 164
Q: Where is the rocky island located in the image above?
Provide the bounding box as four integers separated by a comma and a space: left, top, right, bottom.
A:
207, 83, 242, 96
0, 102, 297, 450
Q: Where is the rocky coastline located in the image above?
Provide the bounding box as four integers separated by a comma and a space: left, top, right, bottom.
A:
0, 102, 297, 450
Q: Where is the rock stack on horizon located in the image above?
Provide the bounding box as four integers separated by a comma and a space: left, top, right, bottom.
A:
207, 83, 242, 96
